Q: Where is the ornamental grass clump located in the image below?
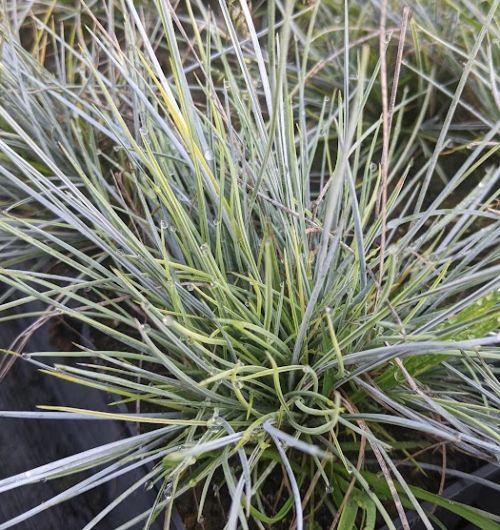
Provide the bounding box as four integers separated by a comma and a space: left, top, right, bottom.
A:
0, 0, 499, 528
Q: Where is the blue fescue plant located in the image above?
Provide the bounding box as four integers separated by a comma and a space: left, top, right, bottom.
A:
0, 0, 499, 528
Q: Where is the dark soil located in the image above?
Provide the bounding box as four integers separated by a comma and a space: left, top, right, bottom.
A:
0, 301, 163, 530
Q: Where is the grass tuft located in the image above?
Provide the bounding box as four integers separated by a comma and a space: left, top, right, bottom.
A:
0, 0, 499, 528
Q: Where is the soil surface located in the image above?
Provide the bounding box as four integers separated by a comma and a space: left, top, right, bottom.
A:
0, 300, 163, 530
